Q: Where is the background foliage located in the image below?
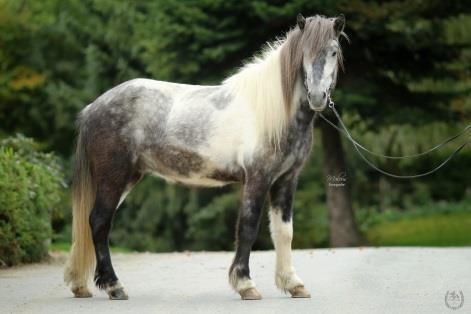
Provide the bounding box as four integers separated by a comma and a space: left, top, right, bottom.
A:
0, 135, 66, 266
0, 0, 469, 264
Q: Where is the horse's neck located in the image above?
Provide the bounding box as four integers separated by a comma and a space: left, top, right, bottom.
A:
275, 92, 315, 157
291, 100, 315, 135
289, 80, 314, 136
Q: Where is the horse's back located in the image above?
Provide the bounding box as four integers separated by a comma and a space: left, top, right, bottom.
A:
79, 78, 176, 145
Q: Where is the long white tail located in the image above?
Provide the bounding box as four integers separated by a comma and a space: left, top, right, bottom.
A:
64, 131, 96, 295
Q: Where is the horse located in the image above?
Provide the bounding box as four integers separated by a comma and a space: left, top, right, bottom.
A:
64, 13, 346, 301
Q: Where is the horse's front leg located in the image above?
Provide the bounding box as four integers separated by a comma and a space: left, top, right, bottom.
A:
269, 174, 311, 298
229, 177, 270, 300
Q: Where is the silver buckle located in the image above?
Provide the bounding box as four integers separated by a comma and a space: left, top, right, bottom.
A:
327, 95, 335, 109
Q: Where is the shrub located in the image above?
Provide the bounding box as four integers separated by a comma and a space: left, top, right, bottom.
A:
0, 134, 66, 266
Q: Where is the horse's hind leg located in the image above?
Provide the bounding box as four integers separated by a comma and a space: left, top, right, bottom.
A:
89, 151, 140, 300
90, 185, 126, 299
269, 174, 310, 298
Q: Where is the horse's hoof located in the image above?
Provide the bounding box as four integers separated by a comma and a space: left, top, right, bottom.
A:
239, 287, 262, 300
289, 285, 311, 298
108, 288, 129, 300
72, 286, 92, 298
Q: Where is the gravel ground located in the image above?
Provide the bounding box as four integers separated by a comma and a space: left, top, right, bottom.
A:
0, 248, 470, 314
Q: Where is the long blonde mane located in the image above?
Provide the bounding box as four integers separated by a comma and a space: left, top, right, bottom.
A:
224, 42, 287, 147
224, 15, 342, 147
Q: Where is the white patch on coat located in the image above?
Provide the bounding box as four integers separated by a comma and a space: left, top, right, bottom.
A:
269, 209, 304, 291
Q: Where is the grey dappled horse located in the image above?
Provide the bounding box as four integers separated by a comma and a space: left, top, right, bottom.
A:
64, 14, 346, 300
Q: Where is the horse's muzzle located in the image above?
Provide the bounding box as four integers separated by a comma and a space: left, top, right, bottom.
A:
308, 91, 328, 111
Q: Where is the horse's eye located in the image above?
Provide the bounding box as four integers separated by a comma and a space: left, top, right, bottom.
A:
332, 52, 337, 57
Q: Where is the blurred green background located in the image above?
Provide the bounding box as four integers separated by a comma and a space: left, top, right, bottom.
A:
0, 0, 470, 266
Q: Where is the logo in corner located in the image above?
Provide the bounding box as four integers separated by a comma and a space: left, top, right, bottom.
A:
445, 290, 464, 310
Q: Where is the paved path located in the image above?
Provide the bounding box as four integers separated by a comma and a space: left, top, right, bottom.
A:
1, 248, 470, 314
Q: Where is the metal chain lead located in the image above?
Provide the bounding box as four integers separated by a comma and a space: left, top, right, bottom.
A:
321, 96, 470, 179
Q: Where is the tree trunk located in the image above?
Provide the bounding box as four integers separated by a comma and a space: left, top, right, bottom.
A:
319, 115, 364, 247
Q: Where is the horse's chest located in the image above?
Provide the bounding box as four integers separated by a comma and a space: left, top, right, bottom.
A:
276, 132, 313, 176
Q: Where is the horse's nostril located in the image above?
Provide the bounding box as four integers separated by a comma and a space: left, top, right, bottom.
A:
322, 92, 326, 99
307, 92, 312, 99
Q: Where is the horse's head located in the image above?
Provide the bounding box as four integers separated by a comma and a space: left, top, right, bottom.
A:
296, 14, 345, 112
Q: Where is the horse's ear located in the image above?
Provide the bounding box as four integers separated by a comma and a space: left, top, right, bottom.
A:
297, 13, 306, 31
334, 14, 345, 36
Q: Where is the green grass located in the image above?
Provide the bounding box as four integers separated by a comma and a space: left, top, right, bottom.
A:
50, 242, 72, 252
50, 242, 132, 253
367, 211, 471, 246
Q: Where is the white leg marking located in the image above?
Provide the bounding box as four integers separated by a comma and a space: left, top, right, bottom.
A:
105, 281, 123, 293
229, 264, 256, 292
269, 209, 304, 291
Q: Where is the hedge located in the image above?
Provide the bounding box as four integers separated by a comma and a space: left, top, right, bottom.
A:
0, 135, 66, 266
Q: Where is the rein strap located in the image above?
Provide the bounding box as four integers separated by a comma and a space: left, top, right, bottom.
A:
319, 99, 470, 179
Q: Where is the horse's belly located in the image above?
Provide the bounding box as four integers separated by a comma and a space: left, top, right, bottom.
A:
140, 148, 241, 187
152, 172, 231, 187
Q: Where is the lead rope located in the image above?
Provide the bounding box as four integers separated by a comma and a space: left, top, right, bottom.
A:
319, 97, 471, 179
